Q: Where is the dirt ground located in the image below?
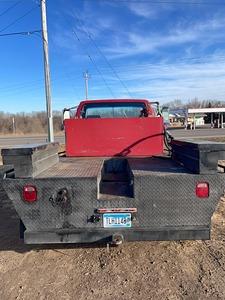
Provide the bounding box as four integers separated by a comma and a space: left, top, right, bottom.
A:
0, 185, 225, 300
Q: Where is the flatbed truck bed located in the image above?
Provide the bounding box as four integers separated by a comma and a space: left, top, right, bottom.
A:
2, 149, 225, 244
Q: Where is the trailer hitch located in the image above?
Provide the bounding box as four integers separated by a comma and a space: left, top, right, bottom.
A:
49, 188, 72, 215
111, 233, 124, 246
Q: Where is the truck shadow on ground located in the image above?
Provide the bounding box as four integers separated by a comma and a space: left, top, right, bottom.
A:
0, 217, 108, 254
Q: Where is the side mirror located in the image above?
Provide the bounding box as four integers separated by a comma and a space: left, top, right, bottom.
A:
63, 109, 71, 120
161, 106, 170, 126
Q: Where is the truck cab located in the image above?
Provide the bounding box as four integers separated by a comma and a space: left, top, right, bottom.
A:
64, 99, 164, 157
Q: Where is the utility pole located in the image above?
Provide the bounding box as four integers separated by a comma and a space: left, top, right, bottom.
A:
12, 117, 15, 134
83, 70, 90, 99
40, 0, 54, 142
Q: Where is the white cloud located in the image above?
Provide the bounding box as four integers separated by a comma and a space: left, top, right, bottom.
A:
126, 2, 157, 18
124, 1, 174, 19
105, 55, 225, 102
71, 54, 225, 101
49, 3, 225, 103
103, 15, 225, 58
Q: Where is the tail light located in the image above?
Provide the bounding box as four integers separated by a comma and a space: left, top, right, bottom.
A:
196, 182, 209, 198
23, 185, 37, 202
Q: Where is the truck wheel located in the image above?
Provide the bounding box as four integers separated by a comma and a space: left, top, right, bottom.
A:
19, 219, 26, 239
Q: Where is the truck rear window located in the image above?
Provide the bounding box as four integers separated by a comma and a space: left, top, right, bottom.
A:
82, 102, 146, 118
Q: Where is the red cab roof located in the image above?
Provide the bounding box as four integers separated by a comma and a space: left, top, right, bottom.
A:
76, 99, 156, 118
78, 99, 151, 105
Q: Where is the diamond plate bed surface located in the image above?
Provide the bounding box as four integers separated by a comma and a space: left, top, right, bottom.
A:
37, 156, 188, 179
128, 156, 191, 176
36, 157, 104, 178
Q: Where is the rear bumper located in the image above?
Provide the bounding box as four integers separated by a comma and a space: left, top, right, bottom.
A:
24, 226, 210, 244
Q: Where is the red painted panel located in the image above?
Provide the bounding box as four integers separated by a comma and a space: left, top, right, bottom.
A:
65, 117, 164, 157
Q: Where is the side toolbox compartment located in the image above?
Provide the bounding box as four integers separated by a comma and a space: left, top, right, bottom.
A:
171, 139, 225, 174
1, 143, 59, 178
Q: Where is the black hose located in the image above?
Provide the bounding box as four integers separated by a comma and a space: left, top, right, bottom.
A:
164, 129, 173, 154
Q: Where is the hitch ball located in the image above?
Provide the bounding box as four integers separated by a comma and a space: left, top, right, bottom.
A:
111, 233, 124, 246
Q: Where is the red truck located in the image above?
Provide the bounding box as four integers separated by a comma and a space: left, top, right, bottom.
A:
1, 99, 225, 245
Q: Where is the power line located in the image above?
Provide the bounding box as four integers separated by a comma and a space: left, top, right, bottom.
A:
71, 28, 116, 98
0, 29, 41, 36
73, 12, 133, 98
0, 70, 87, 93
87, 51, 116, 99
0, 0, 23, 18
3, 51, 225, 93
83, 0, 225, 5
61, 9, 116, 98
0, 5, 38, 33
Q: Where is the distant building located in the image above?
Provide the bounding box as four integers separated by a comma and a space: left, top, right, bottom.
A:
169, 108, 187, 127
167, 106, 225, 129
188, 114, 206, 126
188, 108, 225, 129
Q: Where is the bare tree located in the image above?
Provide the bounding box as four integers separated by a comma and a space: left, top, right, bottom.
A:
0, 111, 63, 135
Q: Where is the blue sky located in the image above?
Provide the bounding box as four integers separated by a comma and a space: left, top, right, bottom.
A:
1, 0, 225, 112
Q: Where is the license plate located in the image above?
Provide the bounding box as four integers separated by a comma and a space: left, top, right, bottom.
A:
103, 213, 131, 228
